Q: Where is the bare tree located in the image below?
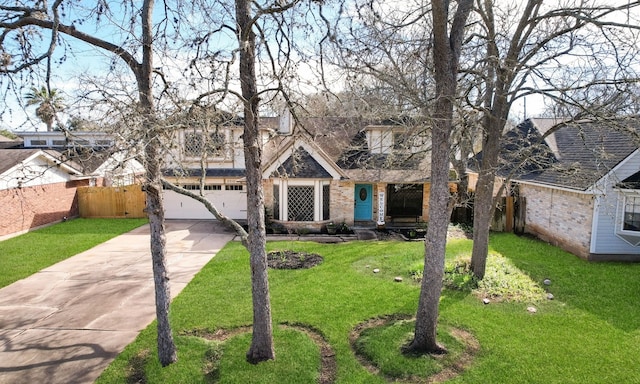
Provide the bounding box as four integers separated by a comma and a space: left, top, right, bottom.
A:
406, 0, 473, 354
327, 0, 473, 353
1, 0, 178, 365
464, 0, 640, 279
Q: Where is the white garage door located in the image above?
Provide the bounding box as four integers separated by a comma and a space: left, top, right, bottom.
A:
163, 188, 247, 220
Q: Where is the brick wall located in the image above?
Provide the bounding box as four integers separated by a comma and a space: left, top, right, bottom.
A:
522, 184, 594, 259
332, 180, 354, 224
0, 180, 89, 238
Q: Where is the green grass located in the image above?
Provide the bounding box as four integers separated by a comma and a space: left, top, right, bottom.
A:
97, 234, 640, 383
0, 218, 147, 288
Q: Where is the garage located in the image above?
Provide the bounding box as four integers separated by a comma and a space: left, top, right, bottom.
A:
163, 184, 247, 220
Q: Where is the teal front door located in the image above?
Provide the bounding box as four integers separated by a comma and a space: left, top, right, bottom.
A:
354, 184, 373, 220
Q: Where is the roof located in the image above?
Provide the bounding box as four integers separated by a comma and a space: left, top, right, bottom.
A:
0, 148, 83, 176
616, 170, 640, 190
472, 117, 640, 190
261, 117, 431, 182
0, 149, 42, 174
0, 134, 22, 149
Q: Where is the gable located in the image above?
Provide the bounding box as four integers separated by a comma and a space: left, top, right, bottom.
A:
271, 147, 332, 178
616, 170, 640, 190
262, 139, 345, 180
0, 149, 83, 190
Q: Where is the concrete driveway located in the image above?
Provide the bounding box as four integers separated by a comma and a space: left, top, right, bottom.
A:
0, 220, 235, 384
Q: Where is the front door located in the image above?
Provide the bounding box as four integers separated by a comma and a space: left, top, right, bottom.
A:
354, 184, 373, 220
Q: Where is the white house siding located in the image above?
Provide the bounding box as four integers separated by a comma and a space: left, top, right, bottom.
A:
590, 151, 640, 257
521, 184, 594, 259
0, 156, 74, 190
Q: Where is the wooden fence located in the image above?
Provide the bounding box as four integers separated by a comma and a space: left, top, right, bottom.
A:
492, 196, 526, 234
78, 185, 147, 218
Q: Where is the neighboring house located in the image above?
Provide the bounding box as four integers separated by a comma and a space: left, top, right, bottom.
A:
0, 133, 22, 149
470, 117, 640, 261
0, 149, 86, 238
0, 131, 144, 238
162, 115, 436, 230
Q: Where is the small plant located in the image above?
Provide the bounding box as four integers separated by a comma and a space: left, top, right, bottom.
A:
202, 343, 223, 378
297, 227, 311, 235
338, 221, 350, 234
443, 257, 479, 291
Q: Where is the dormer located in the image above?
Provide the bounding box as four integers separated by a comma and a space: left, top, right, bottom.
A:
365, 125, 428, 155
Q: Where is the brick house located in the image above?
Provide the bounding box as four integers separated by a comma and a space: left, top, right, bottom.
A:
0, 131, 144, 238
470, 117, 640, 261
162, 115, 436, 231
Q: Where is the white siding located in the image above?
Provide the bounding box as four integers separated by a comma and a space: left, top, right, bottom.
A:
591, 151, 640, 254
0, 156, 73, 190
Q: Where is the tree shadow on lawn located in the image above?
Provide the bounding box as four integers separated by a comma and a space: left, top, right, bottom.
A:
490, 233, 640, 333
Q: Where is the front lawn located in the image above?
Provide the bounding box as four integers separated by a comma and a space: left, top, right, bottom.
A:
0, 218, 148, 288
97, 233, 640, 383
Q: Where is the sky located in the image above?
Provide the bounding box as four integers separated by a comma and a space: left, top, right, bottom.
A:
0, 1, 575, 133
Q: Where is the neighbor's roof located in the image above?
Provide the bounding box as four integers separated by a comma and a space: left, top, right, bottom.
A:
0, 148, 83, 175
470, 117, 640, 191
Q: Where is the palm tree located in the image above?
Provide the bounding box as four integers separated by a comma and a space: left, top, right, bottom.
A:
25, 86, 65, 131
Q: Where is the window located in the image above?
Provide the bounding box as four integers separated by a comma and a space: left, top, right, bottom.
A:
184, 131, 226, 158
180, 184, 222, 191
206, 132, 225, 156
184, 132, 204, 157
393, 132, 407, 151
322, 184, 330, 220
273, 185, 280, 220
273, 180, 330, 222
52, 140, 67, 147
616, 193, 640, 247
623, 196, 640, 232
30, 140, 46, 146
96, 140, 113, 147
225, 185, 243, 191
288, 186, 314, 221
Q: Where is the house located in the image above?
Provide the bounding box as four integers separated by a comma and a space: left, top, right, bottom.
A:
471, 117, 640, 261
161, 115, 437, 230
0, 131, 144, 238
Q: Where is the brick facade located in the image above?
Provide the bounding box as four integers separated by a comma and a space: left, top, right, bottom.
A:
521, 183, 594, 259
0, 180, 89, 238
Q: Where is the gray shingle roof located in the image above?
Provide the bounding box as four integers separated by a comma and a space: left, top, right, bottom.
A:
475, 117, 640, 190
0, 149, 42, 174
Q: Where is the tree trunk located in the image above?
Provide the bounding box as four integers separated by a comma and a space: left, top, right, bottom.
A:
470, 106, 507, 280
409, 0, 473, 354
140, 0, 177, 366
236, 0, 275, 363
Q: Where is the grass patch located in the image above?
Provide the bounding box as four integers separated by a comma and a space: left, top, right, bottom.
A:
0, 218, 147, 288
442, 253, 547, 303
98, 234, 640, 383
353, 318, 467, 380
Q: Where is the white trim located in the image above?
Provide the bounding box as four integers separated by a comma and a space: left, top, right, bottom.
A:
262, 139, 345, 180
590, 193, 601, 254
514, 179, 595, 195
614, 191, 640, 246
274, 178, 331, 222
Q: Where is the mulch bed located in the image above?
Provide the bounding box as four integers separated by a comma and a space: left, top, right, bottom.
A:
267, 250, 324, 269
